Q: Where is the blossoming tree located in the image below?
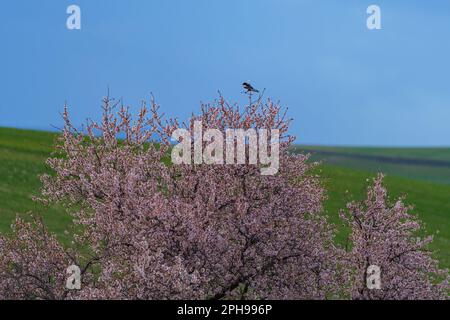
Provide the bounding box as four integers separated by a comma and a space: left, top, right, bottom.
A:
0, 94, 447, 299
0, 95, 344, 299
340, 174, 449, 299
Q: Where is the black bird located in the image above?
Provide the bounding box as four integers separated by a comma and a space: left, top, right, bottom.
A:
242, 82, 259, 93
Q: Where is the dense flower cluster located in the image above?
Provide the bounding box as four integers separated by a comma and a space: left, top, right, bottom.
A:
0, 94, 447, 299
341, 174, 449, 299
0, 215, 73, 299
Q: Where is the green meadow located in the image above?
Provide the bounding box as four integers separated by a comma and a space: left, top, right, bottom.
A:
0, 127, 449, 267
297, 146, 450, 185
297, 145, 450, 268
0, 128, 72, 242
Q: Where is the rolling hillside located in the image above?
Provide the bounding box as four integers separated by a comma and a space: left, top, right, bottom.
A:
297, 146, 450, 185
0, 128, 449, 267
0, 128, 72, 242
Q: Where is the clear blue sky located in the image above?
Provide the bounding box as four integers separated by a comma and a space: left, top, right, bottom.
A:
1, 0, 449, 146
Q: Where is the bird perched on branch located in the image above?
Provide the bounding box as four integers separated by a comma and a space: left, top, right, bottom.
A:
242, 82, 259, 93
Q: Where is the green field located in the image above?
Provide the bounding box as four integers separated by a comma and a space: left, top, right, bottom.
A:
0, 128, 72, 242
298, 146, 450, 162
317, 165, 450, 268
0, 128, 449, 268
296, 146, 450, 185
297, 145, 450, 268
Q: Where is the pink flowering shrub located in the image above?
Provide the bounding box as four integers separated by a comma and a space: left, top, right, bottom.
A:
0, 215, 72, 299
340, 174, 449, 299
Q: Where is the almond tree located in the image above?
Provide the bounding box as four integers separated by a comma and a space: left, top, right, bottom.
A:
1, 94, 447, 300
0, 215, 72, 299
340, 174, 449, 299
0, 94, 344, 299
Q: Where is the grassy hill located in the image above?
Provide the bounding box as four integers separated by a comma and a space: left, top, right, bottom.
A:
0, 128, 72, 242
0, 127, 449, 267
296, 145, 450, 267
298, 146, 450, 162
316, 165, 450, 268
297, 146, 450, 185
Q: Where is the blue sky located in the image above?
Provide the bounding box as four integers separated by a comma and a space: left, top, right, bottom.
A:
0, 0, 449, 146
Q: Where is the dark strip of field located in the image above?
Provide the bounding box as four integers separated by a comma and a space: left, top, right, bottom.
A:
294, 146, 450, 185
304, 149, 450, 168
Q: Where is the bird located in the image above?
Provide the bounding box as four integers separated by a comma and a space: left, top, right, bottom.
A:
242, 82, 259, 93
